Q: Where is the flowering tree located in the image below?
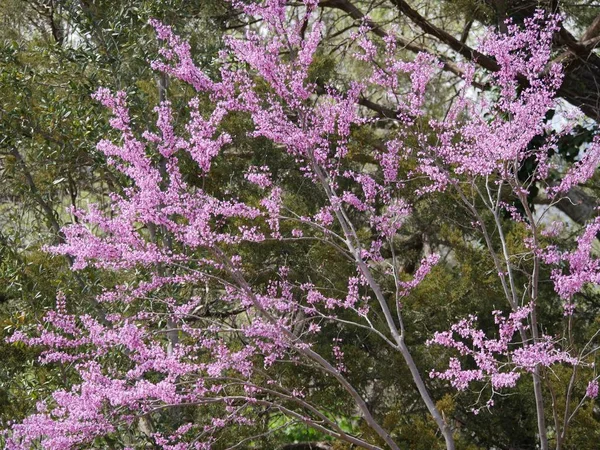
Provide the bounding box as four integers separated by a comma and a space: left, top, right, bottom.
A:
5, 1, 600, 449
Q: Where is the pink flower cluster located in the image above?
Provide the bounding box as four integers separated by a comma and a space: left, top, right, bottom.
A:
544, 215, 600, 311
428, 305, 576, 391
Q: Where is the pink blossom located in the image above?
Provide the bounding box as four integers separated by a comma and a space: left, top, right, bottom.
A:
586, 380, 599, 399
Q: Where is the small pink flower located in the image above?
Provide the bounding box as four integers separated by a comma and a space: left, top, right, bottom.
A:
586, 380, 599, 399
